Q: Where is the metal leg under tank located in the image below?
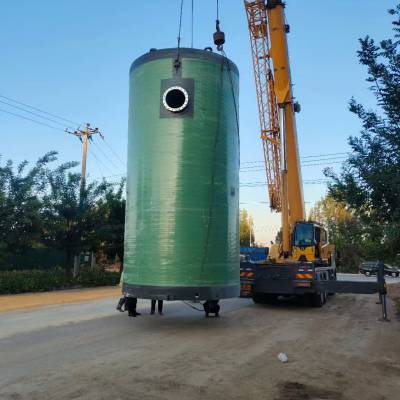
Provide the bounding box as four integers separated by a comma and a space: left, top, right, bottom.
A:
203, 300, 220, 318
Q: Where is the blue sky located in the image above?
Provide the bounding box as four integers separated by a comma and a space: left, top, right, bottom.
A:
0, 0, 395, 243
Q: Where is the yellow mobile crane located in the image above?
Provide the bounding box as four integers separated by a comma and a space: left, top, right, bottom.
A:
242, 0, 336, 306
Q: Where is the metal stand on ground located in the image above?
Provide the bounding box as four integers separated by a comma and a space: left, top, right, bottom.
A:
313, 260, 390, 321
377, 261, 390, 322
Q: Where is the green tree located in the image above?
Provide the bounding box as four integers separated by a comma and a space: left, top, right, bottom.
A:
96, 179, 126, 270
0, 152, 56, 261
309, 196, 363, 271
240, 209, 255, 247
42, 162, 110, 272
326, 4, 400, 263
275, 229, 282, 244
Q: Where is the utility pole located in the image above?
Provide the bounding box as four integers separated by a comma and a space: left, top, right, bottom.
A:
66, 123, 103, 193
80, 124, 89, 193
65, 123, 103, 276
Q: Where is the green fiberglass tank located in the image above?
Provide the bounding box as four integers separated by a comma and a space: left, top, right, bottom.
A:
123, 48, 240, 301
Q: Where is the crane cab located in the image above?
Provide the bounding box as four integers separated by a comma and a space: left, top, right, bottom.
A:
292, 222, 334, 266
268, 222, 335, 267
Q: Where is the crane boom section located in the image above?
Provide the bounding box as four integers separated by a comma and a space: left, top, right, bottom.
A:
244, 0, 282, 212
266, 2, 305, 224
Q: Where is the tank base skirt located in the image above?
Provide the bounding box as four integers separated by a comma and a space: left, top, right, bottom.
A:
122, 283, 239, 301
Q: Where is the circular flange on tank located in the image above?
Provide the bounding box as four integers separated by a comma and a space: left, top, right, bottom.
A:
162, 86, 189, 113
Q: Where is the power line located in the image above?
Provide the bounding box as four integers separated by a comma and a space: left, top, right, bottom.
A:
240, 159, 346, 168
0, 99, 75, 130
1, 94, 125, 189
87, 146, 106, 179
241, 152, 350, 165
90, 180, 125, 187
301, 161, 344, 168
87, 147, 125, 181
100, 138, 125, 167
0, 108, 66, 132
91, 173, 126, 180
240, 161, 345, 173
301, 156, 347, 163
90, 139, 120, 171
301, 152, 349, 159
92, 175, 329, 186
241, 156, 347, 169
0, 93, 81, 126
1, 93, 125, 170
240, 179, 329, 187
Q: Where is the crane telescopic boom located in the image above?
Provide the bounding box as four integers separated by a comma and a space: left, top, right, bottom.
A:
244, 0, 282, 212
241, 0, 336, 307
245, 0, 305, 254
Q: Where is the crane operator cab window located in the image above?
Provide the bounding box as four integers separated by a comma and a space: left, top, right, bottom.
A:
311, 225, 328, 258
293, 223, 314, 248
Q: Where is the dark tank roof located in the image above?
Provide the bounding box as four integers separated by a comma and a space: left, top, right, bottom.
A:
130, 47, 239, 76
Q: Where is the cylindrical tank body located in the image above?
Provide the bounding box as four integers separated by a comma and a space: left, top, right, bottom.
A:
123, 48, 239, 300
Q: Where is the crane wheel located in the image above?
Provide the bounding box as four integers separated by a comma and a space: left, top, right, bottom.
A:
310, 292, 325, 308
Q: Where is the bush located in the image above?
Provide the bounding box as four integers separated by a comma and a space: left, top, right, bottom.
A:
0, 268, 120, 295
76, 269, 120, 287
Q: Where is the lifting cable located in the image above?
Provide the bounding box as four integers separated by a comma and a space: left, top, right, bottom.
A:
191, 0, 194, 48
212, 0, 239, 156
200, 1, 240, 273
213, 0, 225, 51
176, 0, 184, 63
221, 49, 240, 147
200, 64, 225, 276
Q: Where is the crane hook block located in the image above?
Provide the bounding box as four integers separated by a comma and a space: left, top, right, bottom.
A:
214, 30, 225, 47
214, 19, 225, 51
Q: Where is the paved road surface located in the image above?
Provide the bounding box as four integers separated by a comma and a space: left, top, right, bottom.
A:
0, 297, 250, 340
338, 273, 400, 284
0, 292, 399, 400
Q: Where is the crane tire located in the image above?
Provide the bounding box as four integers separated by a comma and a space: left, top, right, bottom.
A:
310, 292, 324, 308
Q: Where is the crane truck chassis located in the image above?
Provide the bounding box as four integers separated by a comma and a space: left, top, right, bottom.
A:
240, 260, 389, 319
253, 263, 336, 307
241, 259, 336, 307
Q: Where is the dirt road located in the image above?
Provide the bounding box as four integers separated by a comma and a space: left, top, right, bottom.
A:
0, 292, 399, 400
0, 286, 120, 313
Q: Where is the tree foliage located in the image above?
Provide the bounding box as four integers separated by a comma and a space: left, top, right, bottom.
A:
96, 180, 126, 268
0, 152, 56, 256
0, 152, 126, 270
309, 196, 362, 271
325, 4, 400, 263
240, 209, 255, 247
41, 162, 112, 270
